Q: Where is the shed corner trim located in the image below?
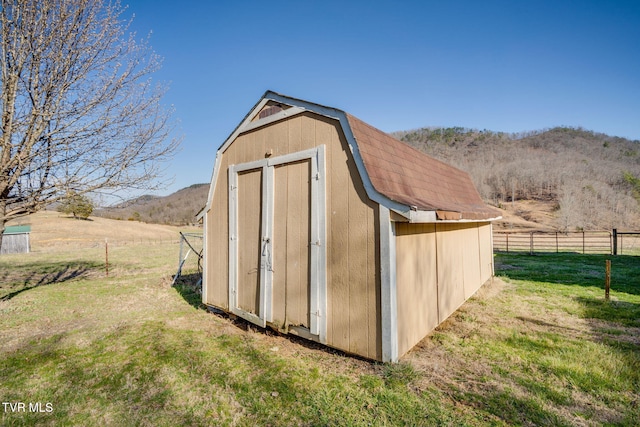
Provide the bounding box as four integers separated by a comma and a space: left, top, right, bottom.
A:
379, 205, 398, 363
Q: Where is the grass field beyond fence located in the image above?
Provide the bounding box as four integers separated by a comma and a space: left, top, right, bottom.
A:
1, 238, 639, 425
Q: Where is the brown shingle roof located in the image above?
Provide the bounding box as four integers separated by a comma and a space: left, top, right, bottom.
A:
346, 114, 500, 220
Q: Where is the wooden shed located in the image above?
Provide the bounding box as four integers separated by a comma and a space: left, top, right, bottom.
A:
201, 92, 501, 362
1, 225, 31, 255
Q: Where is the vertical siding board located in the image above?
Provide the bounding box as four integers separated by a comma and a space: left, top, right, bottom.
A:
219, 155, 231, 308
300, 160, 311, 328
267, 117, 289, 325
299, 114, 315, 151
347, 155, 369, 356
436, 223, 452, 323
395, 223, 438, 357
452, 225, 466, 317
367, 196, 379, 359
425, 223, 438, 335
237, 132, 249, 165
478, 223, 492, 284
206, 158, 217, 306
435, 223, 444, 323
237, 170, 262, 315
462, 223, 482, 299
272, 165, 288, 327
323, 117, 333, 345
325, 118, 350, 350
286, 161, 301, 325
213, 162, 229, 307
437, 223, 470, 324
284, 160, 310, 328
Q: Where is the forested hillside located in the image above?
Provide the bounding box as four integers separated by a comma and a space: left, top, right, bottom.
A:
94, 183, 208, 225
393, 127, 640, 231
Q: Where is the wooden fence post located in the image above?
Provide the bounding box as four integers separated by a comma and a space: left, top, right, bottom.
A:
105, 238, 109, 277
605, 259, 611, 300
612, 229, 617, 255
529, 232, 533, 255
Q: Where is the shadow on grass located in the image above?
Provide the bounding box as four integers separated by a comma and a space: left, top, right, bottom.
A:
0, 260, 103, 301
495, 252, 640, 295
461, 387, 573, 427
575, 296, 640, 328
172, 273, 206, 310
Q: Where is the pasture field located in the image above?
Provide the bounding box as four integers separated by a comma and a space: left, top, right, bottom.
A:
1, 214, 639, 426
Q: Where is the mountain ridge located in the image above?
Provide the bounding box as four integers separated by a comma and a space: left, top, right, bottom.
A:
94, 183, 208, 225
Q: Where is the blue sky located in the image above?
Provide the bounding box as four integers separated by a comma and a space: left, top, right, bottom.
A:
124, 0, 640, 195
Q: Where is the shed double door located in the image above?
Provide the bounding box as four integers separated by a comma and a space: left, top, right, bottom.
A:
228, 146, 326, 341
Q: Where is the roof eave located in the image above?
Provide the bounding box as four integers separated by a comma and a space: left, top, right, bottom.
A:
404, 209, 502, 223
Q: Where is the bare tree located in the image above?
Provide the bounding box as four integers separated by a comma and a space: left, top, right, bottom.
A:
0, 0, 180, 249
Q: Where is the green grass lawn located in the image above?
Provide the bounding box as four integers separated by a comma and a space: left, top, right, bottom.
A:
1, 245, 639, 426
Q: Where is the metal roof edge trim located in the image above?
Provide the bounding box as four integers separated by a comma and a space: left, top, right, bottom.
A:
409, 214, 503, 224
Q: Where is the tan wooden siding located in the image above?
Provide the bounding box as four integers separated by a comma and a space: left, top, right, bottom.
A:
395, 222, 492, 357
205, 112, 381, 360
478, 223, 493, 284
461, 223, 482, 299
236, 169, 263, 315
271, 160, 311, 329
208, 157, 229, 309
395, 223, 438, 357
271, 164, 286, 328
436, 223, 466, 323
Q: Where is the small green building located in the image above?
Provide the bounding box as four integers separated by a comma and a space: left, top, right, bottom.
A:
1, 225, 31, 255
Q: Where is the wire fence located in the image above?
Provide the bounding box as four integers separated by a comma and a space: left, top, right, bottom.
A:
493, 230, 640, 255
175, 232, 203, 278
615, 231, 640, 256
33, 237, 181, 252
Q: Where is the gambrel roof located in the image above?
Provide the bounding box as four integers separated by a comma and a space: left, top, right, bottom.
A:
206, 91, 501, 223
346, 114, 500, 221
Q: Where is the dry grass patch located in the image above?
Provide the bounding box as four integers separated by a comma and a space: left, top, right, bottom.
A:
7, 210, 195, 250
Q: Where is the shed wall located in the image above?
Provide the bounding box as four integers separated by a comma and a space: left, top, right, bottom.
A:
395, 222, 492, 357
205, 112, 381, 360
395, 223, 438, 356
0, 233, 30, 255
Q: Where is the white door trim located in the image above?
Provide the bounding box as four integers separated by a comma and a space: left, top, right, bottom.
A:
228, 146, 327, 342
